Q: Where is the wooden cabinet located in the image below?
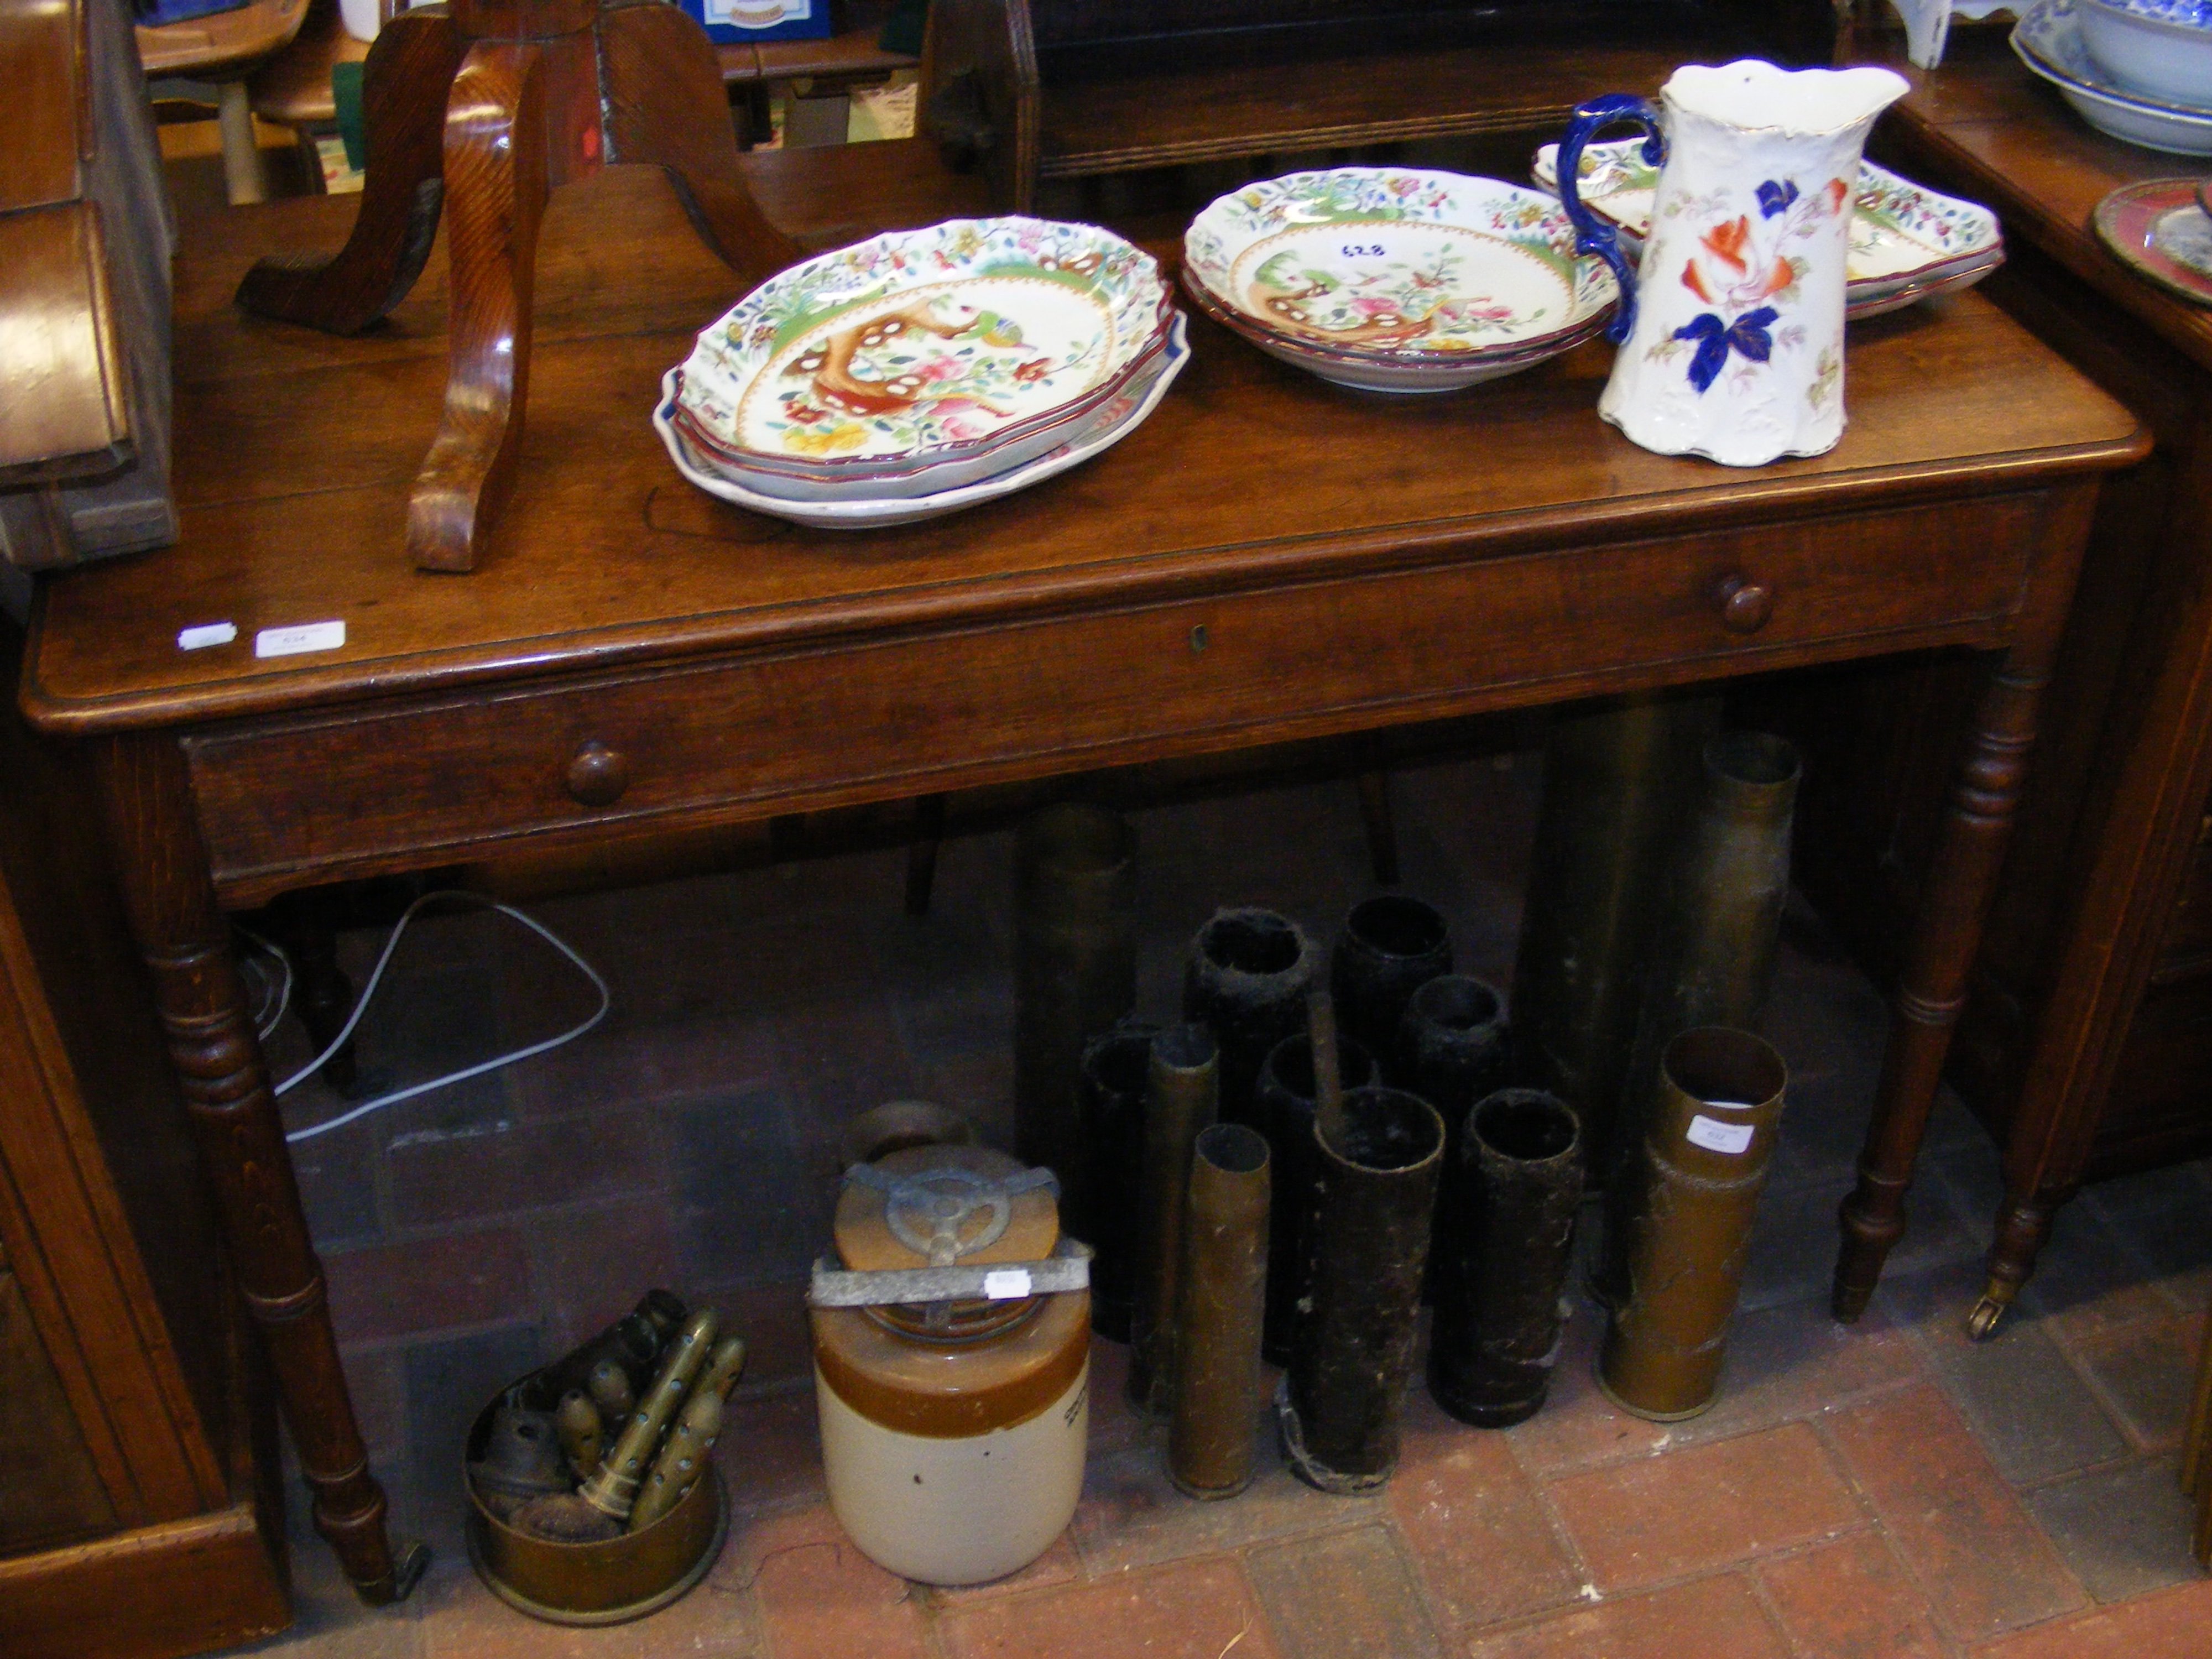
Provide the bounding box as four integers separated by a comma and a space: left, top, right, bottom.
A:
0, 625, 289, 1659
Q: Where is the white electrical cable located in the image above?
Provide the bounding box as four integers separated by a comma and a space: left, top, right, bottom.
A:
274, 890, 611, 1145
234, 924, 295, 1042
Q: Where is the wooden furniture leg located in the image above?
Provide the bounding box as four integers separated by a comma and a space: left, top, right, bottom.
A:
599, 0, 803, 285
1357, 770, 1400, 886
408, 43, 550, 574
95, 735, 425, 1605
1833, 484, 2101, 1322
236, 8, 463, 333
216, 80, 269, 206
905, 793, 948, 917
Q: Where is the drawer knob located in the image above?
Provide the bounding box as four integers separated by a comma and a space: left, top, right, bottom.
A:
566, 741, 629, 807
1716, 575, 1773, 634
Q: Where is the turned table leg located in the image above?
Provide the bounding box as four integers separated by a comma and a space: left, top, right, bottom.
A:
97, 736, 425, 1605
1833, 485, 2102, 1323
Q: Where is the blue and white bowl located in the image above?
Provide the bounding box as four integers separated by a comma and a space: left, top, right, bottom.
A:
2080, 0, 2212, 107
2014, 0, 2212, 153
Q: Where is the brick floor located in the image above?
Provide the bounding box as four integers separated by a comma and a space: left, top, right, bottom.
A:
238, 760, 2211, 1659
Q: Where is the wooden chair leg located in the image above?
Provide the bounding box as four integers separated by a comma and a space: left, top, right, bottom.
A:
905, 794, 948, 916
216, 80, 269, 206
597, 0, 803, 288
1356, 770, 1400, 886
236, 9, 463, 333
408, 41, 551, 573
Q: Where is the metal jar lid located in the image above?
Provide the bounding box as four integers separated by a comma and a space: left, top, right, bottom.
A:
831, 1145, 1062, 1340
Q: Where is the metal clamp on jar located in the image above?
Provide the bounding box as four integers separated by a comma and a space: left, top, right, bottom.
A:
808, 1145, 1092, 1585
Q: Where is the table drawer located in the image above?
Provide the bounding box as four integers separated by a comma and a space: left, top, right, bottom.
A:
187, 493, 2047, 897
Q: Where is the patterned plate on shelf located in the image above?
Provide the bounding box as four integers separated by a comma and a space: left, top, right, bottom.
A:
1531, 141, 2005, 319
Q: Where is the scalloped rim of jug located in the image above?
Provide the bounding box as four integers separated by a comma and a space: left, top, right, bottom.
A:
1663, 59, 1911, 136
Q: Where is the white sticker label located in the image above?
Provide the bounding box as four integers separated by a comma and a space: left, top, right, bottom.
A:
178, 622, 237, 651
254, 620, 346, 659
1686, 1114, 1756, 1155
982, 1269, 1033, 1300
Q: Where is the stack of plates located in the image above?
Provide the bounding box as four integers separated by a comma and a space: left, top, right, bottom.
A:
2014, 0, 2212, 154
660, 217, 1184, 528
1181, 168, 1620, 394
1530, 142, 2005, 321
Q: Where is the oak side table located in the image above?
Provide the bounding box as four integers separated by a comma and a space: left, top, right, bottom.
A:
18, 137, 2145, 1599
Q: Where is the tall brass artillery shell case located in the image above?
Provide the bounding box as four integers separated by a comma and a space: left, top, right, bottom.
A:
1014, 804, 1137, 1218
1281, 1086, 1446, 1492
1329, 895, 1452, 1081
1427, 1089, 1583, 1428
1594, 731, 1799, 1308
1256, 1030, 1375, 1367
1598, 1027, 1787, 1421
1128, 1024, 1219, 1417
1510, 695, 1720, 1173
1078, 1023, 1157, 1343
1170, 1123, 1271, 1500
1183, 908, 1319, 1130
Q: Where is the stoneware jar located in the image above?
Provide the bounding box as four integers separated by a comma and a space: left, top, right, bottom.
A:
810, 1145, 1089, 1585
1557, 60, 1908, 467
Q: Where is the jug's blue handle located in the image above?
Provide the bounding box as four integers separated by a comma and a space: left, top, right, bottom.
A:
1556, 95, 1665, 345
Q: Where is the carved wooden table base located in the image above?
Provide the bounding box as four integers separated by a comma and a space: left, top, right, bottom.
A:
234, 0, 799, 573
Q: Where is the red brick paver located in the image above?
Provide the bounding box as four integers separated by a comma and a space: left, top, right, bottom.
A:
1824, 1385, 2088, 1640
1545, 1423, 1863, 1592
1756, 1533, 1950, 1659
940, 1556, 1284, 1659
1973, 1575, 2212, 1658
1464, 1571, 1792, 1659
1390, 1402, 1582, 1629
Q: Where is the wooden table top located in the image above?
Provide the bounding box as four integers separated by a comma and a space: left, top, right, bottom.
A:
1882, 31, 2212, 374
22, 137, 2145, 738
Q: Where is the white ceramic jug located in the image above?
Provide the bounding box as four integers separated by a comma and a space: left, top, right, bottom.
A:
1556, 61, 1909, 467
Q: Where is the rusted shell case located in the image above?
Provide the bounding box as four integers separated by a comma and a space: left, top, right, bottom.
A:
1510, 695, 1721, 1173
465, 1396, 726, 1625
1128, 1024, 1220, 1416
1183, 907, 1320, 1130
1428, 1089, 1584, 1428
1014, 804, 1138, 1212
1077, 1023, 1157, 1343
1330, 895, 1452, 1081
1255, 1030, 1376, 1367
1282, 1086, 1446, 1491
1170, 1123, 1272, 1500
1598, 1027, 1788, 1421
1594, 732, 1799, 1309
1397, 975, 1511, 1302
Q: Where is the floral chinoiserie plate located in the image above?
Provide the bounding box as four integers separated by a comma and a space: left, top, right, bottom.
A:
1182, 168, 1619, 389
2014, 0, 2212, 153
653, 315, 1189, 529
1531, 142, 2005, 320
2093, 178, 2212, 304
674, 217, 1172, 479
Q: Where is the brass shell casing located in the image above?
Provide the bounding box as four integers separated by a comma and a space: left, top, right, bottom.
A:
1598, 1028, 1787, 1421
1169, 1123, 1271, 1499
1593, 731, 1799, 1308
1510, 695, 1721, 1172
1128, 1024, 1220, 1416
1013, 805, 1137, 1209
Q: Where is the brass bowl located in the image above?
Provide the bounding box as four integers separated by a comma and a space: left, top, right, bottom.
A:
463, 1397, 728, 1625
